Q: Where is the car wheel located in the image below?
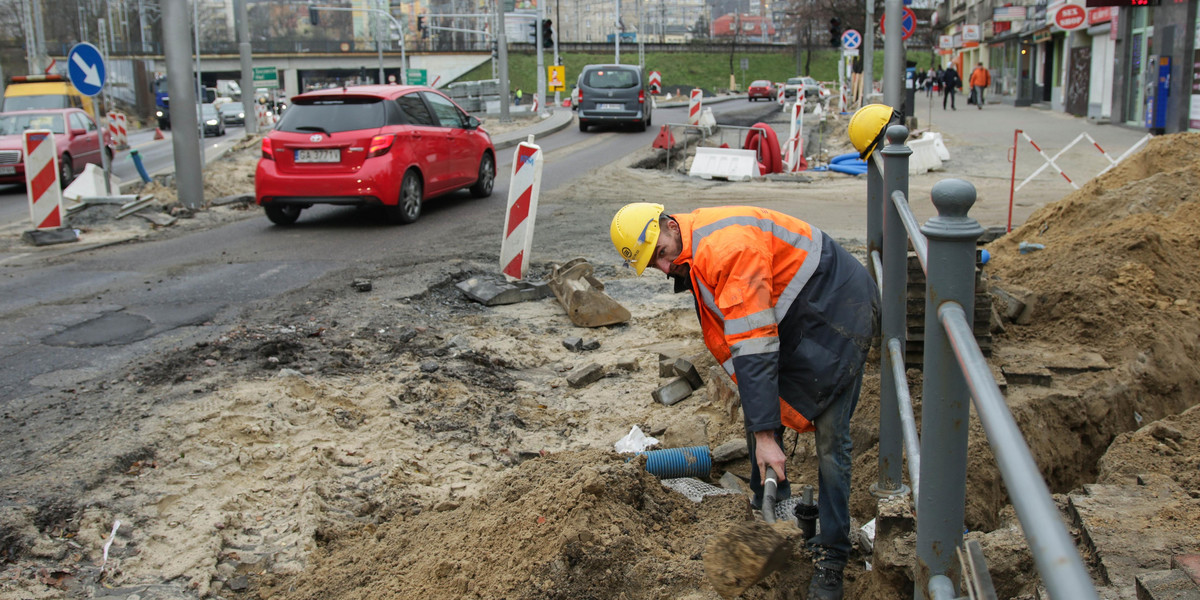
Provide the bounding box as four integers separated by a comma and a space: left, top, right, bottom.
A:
469, 152, 495, 198
59, 154, 73, 187
646, 112, 652, 128
578, 120, 588, 132
264, 204, 301, 225
386, 169, 422, 224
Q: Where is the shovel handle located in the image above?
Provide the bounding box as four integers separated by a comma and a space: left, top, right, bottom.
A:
761, 467, 778, 524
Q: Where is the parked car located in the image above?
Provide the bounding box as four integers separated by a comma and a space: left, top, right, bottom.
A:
254, 84, 496, 226
783, 76, 822, 100
575, 64, 652, 132
0, 108, 111, 187
219, 102, 246, 126
199, 103, 225, 137
747, 80, 775, 101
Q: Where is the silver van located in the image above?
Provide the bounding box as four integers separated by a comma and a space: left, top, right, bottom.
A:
575, 64, 652, 132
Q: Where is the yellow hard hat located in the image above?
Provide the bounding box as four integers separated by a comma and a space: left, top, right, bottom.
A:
610, 202, 665, 275
848, 103, 900, 160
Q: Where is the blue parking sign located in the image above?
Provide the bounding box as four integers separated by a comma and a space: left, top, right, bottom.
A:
841, 29, 861, 50
67, 43, 106, 97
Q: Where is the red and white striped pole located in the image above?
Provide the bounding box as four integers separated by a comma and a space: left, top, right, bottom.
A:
784, 100, 807, 172
500, 136, 543, 281
777, 83, 785, 109
24, 130, 63, 230
107, 112, 129, 149
531, 93, 540, 114
688, 89, 702, 126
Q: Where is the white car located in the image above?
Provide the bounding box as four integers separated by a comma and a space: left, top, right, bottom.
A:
783, 76, 822, 100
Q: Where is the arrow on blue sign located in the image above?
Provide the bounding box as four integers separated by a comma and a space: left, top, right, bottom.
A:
66, 43, 106, 97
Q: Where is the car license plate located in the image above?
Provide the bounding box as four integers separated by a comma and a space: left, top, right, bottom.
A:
295, 149, 340, 163
0, 166, 14, 175
597, 103, 623, 111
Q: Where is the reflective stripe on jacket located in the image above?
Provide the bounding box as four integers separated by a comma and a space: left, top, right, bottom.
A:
672, 207, 879, 434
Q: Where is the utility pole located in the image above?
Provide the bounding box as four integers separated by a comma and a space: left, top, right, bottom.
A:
494, 0, 511, 122
614, 0, 621, 64
162, 0, 203, 209
536, 0, 546, 113
863, 0, 875, 104
235, 0, 256, 134
883, 0, 902, 109
374, 0, 385, 83
194, 0, 205, 167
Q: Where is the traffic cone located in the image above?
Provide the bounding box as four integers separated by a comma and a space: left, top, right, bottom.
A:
153, 127, 165, 140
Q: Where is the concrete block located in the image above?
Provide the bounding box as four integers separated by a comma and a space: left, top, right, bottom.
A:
1135, 570, 1200, 600
22, 228, 79, 246
1173, 555, 1200, 587
566, 363, 604, 388
712, 438, 749, 463
672, 357, 704, 390
688, 147, 758, 181
652, 377, 693, 406
581, 339, 600, 351
659, 358, 676, 377
706, 365, 740, 422
907, 134, 944, 174
563, 337, 583, 352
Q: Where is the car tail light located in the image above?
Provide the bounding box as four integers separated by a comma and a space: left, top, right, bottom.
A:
261, 137, 273, 160
577, 88, 583, 104
368, 134, 394, 157
638, 89, 645, 104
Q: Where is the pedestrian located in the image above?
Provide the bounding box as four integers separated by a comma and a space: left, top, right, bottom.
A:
514, 88, 523, 106
610, 202, 879, 600
925, 67, 936, 97
969, 62, 991, 110
941, 64, 961, 110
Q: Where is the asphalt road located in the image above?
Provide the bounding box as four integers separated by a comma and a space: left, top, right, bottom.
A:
0, 100, 780, 406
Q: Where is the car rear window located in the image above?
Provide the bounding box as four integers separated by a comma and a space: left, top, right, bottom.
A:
786, 78, 804, 85
277, 97, 386, 134
752, 80, 771, 87
583, 69, 639, 89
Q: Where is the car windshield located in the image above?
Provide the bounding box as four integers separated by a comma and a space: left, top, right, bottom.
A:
276, 97, 385, 134
222, 102, 244, 113
583, 69, 639, 89
0, 112, 66, 135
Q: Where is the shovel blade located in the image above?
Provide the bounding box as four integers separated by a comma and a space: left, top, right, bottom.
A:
703, 520, 789, 598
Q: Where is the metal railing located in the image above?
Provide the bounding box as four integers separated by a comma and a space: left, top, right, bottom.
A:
865, 124, 1100, 600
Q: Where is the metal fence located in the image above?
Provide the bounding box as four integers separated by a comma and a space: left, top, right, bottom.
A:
865, 124, 1100, 600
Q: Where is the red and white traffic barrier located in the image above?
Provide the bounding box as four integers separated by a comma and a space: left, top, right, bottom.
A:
255, 104, 272, 129
531, 94, 540, 114
783, 100, 808, 172
777, 83, 785, 108
106, 111, 128, 149
24, 129, 63, 230
688, 89, 702, 126
500, 135, 543, 281
1007, 129, 1152, 231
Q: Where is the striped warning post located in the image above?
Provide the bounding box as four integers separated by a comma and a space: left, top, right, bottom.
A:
777, 83, 785, 108
688, 89, 703, 126
106, 112, 129, 149
23, 129, 63, 230
784, 100, 807, 172
500, 137, 543, 281
531, 93, 540, 114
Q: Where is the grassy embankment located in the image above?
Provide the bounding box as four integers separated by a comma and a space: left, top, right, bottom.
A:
456, 48, 886, 97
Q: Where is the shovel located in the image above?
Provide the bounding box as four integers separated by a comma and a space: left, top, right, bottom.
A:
547, 258, 631, 328
703, 467, 793, 598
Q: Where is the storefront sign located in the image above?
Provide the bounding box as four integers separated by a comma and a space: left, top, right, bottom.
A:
963, 24, 981, 41
1088, 6, 1114, 25
993, 5, 1027, 21
939, 35, 953, 49
1055, 4, 1087, 30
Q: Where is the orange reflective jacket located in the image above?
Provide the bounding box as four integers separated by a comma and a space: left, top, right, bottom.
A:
671, 206, 878, 434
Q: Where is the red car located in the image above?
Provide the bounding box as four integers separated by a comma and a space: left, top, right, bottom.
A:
748, 80, 775, 102
255, 85, 496, 225
0, 108, 112, 187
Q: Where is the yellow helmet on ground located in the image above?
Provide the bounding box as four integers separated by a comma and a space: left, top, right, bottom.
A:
848, 103, 900, 160
610, 202, 665, 275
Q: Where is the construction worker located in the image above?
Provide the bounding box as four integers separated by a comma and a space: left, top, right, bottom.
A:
610, 202, 879, 600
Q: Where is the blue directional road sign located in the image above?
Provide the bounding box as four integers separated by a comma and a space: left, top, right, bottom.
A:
841, 29, 862, 50
67, 43, 106, 97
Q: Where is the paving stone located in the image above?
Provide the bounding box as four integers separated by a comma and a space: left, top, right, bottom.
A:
566, 363, 604, 388
712, 438, 749, 462
581, 338, 600, 351
1173, 555, 1200, 587
1135, 569, 1200, 600
652, 376, 692, 406
659, 357, 676, 377
562, 336, 583, 352
672, 357, 704, 389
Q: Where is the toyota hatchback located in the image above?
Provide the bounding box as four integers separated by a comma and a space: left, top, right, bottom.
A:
255, 85, 495, 225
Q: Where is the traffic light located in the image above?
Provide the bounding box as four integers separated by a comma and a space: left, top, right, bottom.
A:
417, 16, 427, 38
491, 41, 499, 59
308, 6, 319, 26
829, 17, 841, 48
541, 19, 554, 48
528, 21, 537, 44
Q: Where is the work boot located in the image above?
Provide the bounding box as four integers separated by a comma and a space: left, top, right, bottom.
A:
806, 566, 844, 600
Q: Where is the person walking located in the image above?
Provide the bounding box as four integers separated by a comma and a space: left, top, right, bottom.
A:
941, 64, 961, 110
925, 67, 937, 97
610, 203, 879, 600
969, 62, 991, 110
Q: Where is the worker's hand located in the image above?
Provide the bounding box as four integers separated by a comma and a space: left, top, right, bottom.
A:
754, 430, 787, 483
